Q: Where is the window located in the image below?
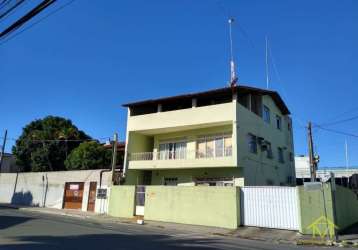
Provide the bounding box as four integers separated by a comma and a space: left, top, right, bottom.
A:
247, 134, 257, 154
196, 135, 232, 158
164, 177, 178, 186
266, 142, 273, 159
276, 115, 282, 130
263, 105, 270, 123
278, 147, 284, 163
159, 141, 187, 160
289, 152, 294, 162
288, 121, 292, 131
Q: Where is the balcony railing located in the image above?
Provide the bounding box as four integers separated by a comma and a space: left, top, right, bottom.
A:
129, 148, 232, 161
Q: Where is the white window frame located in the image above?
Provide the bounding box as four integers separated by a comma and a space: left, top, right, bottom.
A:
158, 140, 187, 160
196, 134, 232, 159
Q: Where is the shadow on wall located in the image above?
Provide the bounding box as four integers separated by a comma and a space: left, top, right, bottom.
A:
11, 191, 38, 207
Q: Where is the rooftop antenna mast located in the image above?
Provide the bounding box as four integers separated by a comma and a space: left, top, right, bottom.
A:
265, 35, 269, 89
228, 18, 238, 86
345, 138, 349, 169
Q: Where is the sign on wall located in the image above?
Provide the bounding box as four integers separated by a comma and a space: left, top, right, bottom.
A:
97, 188, 107, 199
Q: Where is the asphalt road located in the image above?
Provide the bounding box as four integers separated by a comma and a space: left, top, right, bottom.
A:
0, 207, 339, 250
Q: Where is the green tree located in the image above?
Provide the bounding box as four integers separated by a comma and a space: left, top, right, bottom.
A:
12, 116, 91, 172
65, 141, 111, 170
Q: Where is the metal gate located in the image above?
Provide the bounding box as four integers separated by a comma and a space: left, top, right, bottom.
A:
240, 186, 300, 230
135, 185, 146, 216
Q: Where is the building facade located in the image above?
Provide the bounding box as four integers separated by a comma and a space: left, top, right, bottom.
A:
295, 155, 357, 187
122, 85, 295, 186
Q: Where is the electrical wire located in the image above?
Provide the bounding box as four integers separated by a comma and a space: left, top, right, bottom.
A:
0, 0, 25, 21
314, 125, 358, 139
318, 114, 358, 127
0, 136, 113, 142
0, 0, 75, 45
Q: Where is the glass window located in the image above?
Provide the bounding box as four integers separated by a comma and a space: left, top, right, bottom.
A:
266, 142, 273, 159
206, 139, 214, 158
276, 115, 282, 130
263, 105, 270, 123
196, 135, 232, 158
197, 139, 206, 158
215, 137, 223, 157
247, 134, 257, 154
164, 177, 178, 186
289, 152, 294, 162
159, 142, 187, 160
278, 147, 284, 163
224, 136, 232, 156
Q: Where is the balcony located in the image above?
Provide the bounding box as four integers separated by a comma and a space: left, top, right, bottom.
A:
127, 149, 236, 170
127, 102, 234, 134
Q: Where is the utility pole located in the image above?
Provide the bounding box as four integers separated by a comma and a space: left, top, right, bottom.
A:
307, 122, 317, 182
330, 172, 339, 242
111, 133, 118, 185
0, 130, 8, 171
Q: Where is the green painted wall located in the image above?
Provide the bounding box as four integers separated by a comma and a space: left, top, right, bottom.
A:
144, 186, 240, 229
236, 98, 295, 186
335, 185, 358, 230
298, 184, 334, 234
127, 132, 153, 154
108, 186, 135, 218
123, 170, 144, 185
150, 168, 243, 185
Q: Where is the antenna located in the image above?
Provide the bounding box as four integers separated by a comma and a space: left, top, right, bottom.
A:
228, 18, 238, 86
265, 35, 269, 89
345, 138, 349, 169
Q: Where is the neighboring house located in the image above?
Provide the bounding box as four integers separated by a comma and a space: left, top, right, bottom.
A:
295, 155, 357, 187
0, 153, 19, 173
103, 140, 126, 169
121, 85, 295, 186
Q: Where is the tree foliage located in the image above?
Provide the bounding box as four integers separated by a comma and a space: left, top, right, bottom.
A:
12, 116, 91, 172
65, 141, 111, 170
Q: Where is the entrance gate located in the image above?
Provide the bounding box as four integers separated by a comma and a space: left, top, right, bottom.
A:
135, 185, 146, 216
240, 186, 300, 230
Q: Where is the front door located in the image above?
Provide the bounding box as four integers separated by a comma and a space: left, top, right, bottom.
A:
135, 185, 146, 216
63, 182, 84, 210
87, 182, 97, 212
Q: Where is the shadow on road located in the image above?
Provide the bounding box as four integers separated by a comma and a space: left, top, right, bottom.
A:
0, 215, 32, 230
0, 233, 222, 250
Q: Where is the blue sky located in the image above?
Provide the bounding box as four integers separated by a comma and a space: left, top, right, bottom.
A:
0, 0, 357, 167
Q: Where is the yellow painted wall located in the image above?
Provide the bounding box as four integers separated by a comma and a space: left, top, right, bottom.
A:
108, 186, 135, 218
144, 186, 240, 229
150, 168, 243, 185
127, 102, 234, 133
236, 96, 295, 186
335, 185, 358, 231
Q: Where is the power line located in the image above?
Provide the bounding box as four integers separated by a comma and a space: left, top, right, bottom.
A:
0, 0, 75, 45
0, 0, 56, 39
314, 125, 358, 139
318, 114, 358, 127
0, 136, 112, 142
0, 0, 25, 21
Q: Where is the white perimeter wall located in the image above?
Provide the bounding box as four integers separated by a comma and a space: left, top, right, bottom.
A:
0, 169, 112, 213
